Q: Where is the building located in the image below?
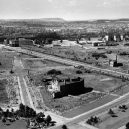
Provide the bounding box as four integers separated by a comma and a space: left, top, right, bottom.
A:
109, 55, 123, 67
46, 75, 85, 98
9, 39, 19, 47
19, 38, 33, 46
109, 59, 118, 67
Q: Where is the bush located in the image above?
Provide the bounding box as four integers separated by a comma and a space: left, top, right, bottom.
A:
76, 70, 83, 74
47, 69, 62, 75
10, 70, 14, 74
62, 124, 68, 129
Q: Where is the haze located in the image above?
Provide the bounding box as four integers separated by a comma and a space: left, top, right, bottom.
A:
0, 0, 129, 20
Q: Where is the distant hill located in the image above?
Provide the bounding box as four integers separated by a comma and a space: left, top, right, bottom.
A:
39, 18, 65, 22
0, 18, 66, 22
70, 18, 129, 23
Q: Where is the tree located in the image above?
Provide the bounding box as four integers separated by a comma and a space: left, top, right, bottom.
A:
0, 107, 3, 112
62, 124, 68, 129
4, 109, 9, 118
45, 115, 52, 126
47, 69, 62, 75
2, 118, 6, 123
108, 109, 115, 115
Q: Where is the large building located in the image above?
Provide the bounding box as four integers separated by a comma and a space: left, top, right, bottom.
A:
45, 75, 85, 98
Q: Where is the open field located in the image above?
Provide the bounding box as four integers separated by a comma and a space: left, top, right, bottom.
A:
22, 58, 70, 70
0, 76, 19, 107
0, 79, 9, 105
0, 51, 15, 70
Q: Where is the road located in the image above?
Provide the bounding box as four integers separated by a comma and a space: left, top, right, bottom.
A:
14, 56, 32, 107
4, 45, 129, 128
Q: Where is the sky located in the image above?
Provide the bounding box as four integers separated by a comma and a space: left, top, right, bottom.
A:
0, 0, 129, 20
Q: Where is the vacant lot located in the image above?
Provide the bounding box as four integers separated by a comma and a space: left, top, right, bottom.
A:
22, 59, 68, 70
0, 51, 15, 70
0, 79, 9, 105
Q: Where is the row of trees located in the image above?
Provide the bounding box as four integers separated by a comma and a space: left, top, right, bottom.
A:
0, 103, 55, 128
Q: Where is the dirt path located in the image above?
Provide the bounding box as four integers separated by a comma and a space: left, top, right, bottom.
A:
13, 56, 31, 107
